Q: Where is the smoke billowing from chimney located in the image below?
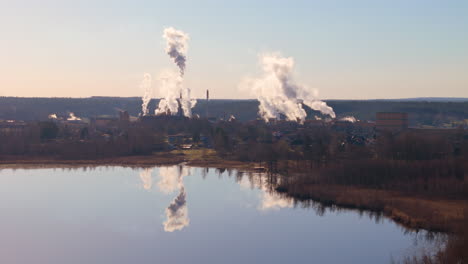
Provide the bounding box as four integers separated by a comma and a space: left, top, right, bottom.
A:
67, 112, 81, 121
155, 27, 196, 118
163, 27, 189, 77
140, 73, 153, 116
155, 70, 183, 116
339, 116, 357, 123
241, 53, 335, 123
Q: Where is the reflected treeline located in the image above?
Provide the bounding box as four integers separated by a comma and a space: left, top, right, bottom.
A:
136, 164, 446, 251
212, 167, 449, 238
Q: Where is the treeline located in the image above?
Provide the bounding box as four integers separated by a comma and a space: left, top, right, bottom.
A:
1, 96, 468, 126
0, 117, 211, 159
0, 122, 158, 159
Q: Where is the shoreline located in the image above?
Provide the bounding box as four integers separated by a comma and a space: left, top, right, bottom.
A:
278, 183, 467, 233
0, 151, 258, 171
1, 153, 466, 234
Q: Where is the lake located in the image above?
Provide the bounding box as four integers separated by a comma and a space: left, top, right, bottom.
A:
0, 165, 441, 264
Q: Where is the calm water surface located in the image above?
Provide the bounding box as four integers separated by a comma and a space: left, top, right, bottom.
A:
0, 165, 439, 264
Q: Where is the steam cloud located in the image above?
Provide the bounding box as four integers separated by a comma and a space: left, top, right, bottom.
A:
339, 116, 357, 123
241, 53, 335, 123
140, 73, 153, 116
163, 27, 189, 76
155, 27, 196, 117
67, 112, 81, 121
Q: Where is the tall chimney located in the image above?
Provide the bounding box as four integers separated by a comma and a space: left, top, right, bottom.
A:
206, 89, 209, 118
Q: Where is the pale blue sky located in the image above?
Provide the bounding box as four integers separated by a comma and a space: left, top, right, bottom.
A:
1, 0, 467, 99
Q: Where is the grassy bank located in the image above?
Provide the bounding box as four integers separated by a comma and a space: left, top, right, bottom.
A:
0, 149, 258, 170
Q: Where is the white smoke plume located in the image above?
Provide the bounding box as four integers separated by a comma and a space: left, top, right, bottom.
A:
155, 69, 182, 116
181, 87, 197, 117
339, 116, 357, 123
67, 112, 81, 121
139, 168, 154, 191
163, 27, 189, 76
140, 73, 153, 116
155, 27, 196, 118
228, 115, 236, 122
48, 114, 57, 119
241, 53, 335, 123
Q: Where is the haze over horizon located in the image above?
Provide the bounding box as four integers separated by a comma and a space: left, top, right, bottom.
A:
1, 0, 467, 99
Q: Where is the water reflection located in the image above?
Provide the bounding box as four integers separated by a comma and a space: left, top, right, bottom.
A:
238, 175, 293, 211
139, 168, 153, 190
0, 165, 447, 263
139, 165, 191, 232
164, 186, 189, 232
158, 166, 190, 194
135, 164, 445, 260
160, 166, 191, 232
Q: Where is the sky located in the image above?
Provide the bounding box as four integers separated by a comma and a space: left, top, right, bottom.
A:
0, 0, 467, 99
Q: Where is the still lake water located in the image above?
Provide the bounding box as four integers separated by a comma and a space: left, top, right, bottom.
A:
0, 165, 439, 264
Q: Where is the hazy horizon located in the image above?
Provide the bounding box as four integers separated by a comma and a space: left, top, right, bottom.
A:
1, 0, 467, 99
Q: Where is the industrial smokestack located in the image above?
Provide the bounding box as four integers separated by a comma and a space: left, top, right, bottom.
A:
205, 89, 209, 118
